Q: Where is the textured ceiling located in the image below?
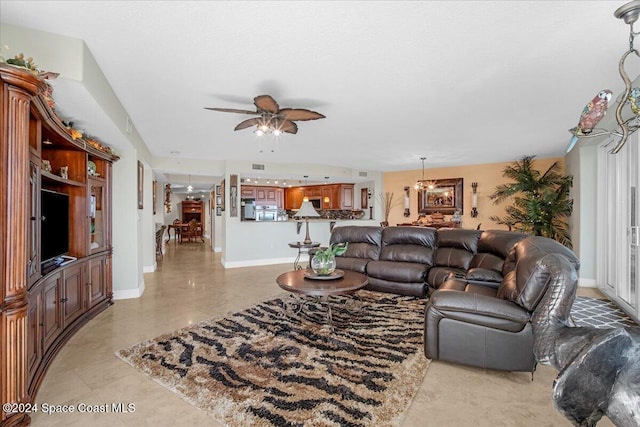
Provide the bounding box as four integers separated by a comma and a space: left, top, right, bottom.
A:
0, 1, 630, 174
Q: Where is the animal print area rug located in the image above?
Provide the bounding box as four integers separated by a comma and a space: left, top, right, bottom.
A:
116, 291, 429, 427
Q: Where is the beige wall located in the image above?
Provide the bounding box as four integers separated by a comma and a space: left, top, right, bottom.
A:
383, 157, 565, 230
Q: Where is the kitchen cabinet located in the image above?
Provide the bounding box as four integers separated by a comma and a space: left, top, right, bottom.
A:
241, 186, 256, 198
285, 184, 355, 210
340, 185, 354, 209
285, 187, 305, 210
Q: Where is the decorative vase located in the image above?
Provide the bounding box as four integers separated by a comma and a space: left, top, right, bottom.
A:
311, 254, 336, 276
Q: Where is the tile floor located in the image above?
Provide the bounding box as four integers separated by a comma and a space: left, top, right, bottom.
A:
29, 240, 615, 426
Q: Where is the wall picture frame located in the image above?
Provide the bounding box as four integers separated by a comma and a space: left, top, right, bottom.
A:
152, 180, 157, 215
137, 161, 144, 209
417, 178, 463, 214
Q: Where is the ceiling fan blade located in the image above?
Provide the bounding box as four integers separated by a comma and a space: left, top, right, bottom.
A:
278, 108, 325, 121
234, 118, 261, 131
205, 107, 258, 115
279, 119, 298, 134
254, 95, 280, 114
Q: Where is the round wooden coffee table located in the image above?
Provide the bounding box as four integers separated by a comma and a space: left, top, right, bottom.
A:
276, 269, 369, 327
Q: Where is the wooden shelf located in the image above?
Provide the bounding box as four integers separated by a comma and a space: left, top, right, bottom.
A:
41, 170, 85, 187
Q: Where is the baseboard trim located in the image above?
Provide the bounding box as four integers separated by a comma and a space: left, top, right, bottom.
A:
578, 277, 597, 288
223, 257, 297, 269
214, 246, 222, 253
143, 264, 156, 273
113, 280, 146, 300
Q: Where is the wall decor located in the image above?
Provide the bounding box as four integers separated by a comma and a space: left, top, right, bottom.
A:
152, 180, 157, 215
417, 178, 463, 214
230, 174, 238, 217
164, 183, 172, 213
137, 161, 144, 209
220, 180, 226, 211
361, 188, 368, 209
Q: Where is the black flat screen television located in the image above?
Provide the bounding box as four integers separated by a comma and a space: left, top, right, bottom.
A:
41, 189, 69, 264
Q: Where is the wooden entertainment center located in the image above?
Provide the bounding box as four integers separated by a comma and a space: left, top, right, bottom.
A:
0, 64, 118, 426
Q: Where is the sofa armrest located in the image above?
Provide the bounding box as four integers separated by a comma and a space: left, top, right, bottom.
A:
427, 289, 530, 331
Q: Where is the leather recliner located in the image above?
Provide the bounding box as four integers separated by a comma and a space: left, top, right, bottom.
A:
424, 236, 580, 372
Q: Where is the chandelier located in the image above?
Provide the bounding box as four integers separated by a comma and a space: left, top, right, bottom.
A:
414, 157, 435, 190
569, 0, 640, 154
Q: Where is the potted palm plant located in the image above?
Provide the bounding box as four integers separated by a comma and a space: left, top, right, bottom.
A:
311, 243, 348, 275
489, 155, 573, 248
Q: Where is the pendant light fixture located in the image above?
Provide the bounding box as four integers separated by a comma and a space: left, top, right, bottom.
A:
187, 175, 193, 192
414, 157, 426, 190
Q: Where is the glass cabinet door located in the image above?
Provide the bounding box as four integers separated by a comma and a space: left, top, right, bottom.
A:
90, 180, 105, 253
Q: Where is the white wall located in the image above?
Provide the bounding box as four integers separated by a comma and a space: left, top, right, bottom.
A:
566, 142, 598, 286
142, 163, 155, 272
112, 149, 144, 298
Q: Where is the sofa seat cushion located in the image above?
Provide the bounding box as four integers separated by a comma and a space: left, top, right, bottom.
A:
427, 266, 466, 288
466, 267, 503, 283
367, 277, 426, 297
366, 260, 427, 283
428, 289, 530, 333
335, 257, 369, 274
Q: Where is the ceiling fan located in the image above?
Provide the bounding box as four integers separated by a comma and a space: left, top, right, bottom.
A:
205, 95, 325, 135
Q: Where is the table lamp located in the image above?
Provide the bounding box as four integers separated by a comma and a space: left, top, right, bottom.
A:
294, 201, 321, 244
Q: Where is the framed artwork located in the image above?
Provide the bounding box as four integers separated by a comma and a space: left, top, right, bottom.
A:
230, 174, 238, 217
220, 179, 226, 211
152, 180, 157, 215
216, 206, 222, 216
137, 161, 144, 209
417, 178, 463, 214
361, 188, 368, 209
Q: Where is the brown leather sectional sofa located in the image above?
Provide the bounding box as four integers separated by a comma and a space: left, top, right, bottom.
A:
329, 225, 580, 372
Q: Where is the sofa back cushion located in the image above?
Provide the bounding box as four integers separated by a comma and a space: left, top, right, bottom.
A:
497, 236, 580, 312
379, 226, 436, 265
466, 230, 528, 282
478, 230, 529, 258
330, 226, 383, 260
433, 229, 482, 270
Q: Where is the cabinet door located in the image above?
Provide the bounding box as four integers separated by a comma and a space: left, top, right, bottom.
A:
89, 179, 108, 253
240, 186, 255, 198
62, 263, 85, 327
266, 188, 277, 202
42, 272, 63, 350
27, 287, 42, 381
285, 188, 304, 210
341, 185, 354, 209
276, 188, 284, 209
28, 155, 41, 286
322, 188, 332, 210
256, 188, 267, 204
87, 255, 107, 309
